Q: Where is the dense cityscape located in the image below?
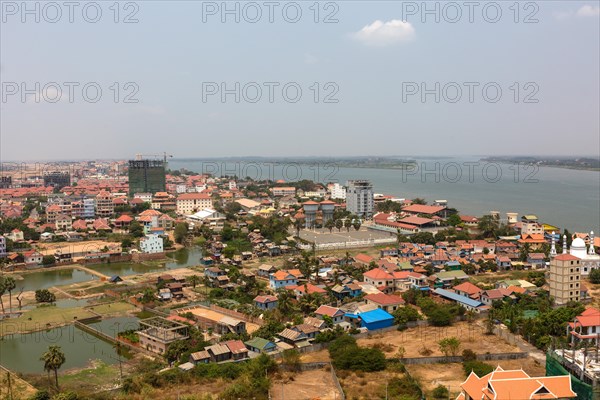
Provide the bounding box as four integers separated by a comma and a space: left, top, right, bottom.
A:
0, 157, 599, 399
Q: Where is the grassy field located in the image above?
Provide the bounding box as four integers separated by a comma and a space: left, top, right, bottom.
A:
88, 302, 137, 315
0, 369, 38, 400
0, 305, 97, 335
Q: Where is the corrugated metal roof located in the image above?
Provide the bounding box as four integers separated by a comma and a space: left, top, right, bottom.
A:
434, 288, 483, 308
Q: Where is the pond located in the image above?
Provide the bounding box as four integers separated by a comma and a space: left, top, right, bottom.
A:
0, 324, 127, 374
86, 247, 203, 277
14, 269, 96, 292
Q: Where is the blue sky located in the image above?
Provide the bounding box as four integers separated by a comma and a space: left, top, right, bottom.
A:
1, 1, 599, 160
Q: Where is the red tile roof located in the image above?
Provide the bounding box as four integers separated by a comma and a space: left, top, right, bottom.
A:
365, 293, 405, 306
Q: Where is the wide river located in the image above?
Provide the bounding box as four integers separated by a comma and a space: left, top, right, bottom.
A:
170, 158, 600, 232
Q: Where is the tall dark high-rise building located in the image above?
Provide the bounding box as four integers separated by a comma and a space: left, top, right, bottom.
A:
128, 159, 166, 196
43, 171, 70, 189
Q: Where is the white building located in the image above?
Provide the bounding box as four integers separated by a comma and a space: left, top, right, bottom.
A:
346, 180, 374, 219
228, 181, 237, 190
569, 232, 600, 276
176, 193, 213, 215
134, 193, 153, 203
328, 183, 346, 200
140, 234, 164, 253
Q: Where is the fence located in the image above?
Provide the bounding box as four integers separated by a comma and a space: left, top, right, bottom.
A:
396, 352, 527, 365
297, 237, 396, 251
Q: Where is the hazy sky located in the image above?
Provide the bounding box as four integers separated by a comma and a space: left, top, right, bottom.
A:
1, 1, 599, 160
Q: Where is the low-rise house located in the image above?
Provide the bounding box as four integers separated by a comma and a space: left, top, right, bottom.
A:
354, 253, 374, 266
496, 256, 512, 270
189, 350, 211, 365
278, 328, 309, 347
408, 272, 430, 291
457, 366, 576, 399
527, 253, 546, 268
567, 307, 600, 343
224, 340, 249, 361
315, 305, 345, 324
245, 337, 277, 353
453, 281, 483, 299
364, 293, 405, 313
254, 295, 278, 311
257, 264, 277, 278
304, 316, 328, 330
345, 308, 394, 331
205, 267, 226, 280
480, 288, 513, 305
363, 268, 394, 291
291, 324, 320, 339
23, 250, 43, 265
140, 234, 164, 254
430, 270, 469, 288
290, 283, 327, 299
331, 282, 362, 300
55, 214, 72, 231
166, 282, 184, 298
206, 343, 232, 363
433, 288, 486, 313
269, 270, 298, 289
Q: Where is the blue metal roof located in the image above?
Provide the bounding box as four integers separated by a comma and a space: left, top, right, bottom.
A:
357, 308, 394, 324
434, 288, 483, 308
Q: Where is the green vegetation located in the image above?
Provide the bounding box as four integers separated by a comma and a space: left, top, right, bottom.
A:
328, 335, 386, 372
392, 305, 421, 330
463, 360, 494, 377
438, 337, 461, 357
40, 345, 66, 389
35, 289, 57, 303
491, 293, 584, 349
432, 384, 450, 399
589, 268, 600, 284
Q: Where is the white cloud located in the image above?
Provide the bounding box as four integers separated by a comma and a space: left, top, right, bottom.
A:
352, 20, 415, 47
554, 4, 600, 19
577, 5, 600, 17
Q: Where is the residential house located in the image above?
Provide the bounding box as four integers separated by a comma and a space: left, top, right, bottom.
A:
364, 293, 405, 313
363, 268, 394, 291
140, 234, 164, 253
278, 328, 309, 347
433, 288, 486, 313
291, 324, 320, 340
257, 264, 277, 278
568, 307, 600, 343
453, 282, 483, 300
527, 253, 546, 268
330, 282, 362, 300
254, 295, 278, 311
315, 305, 345, 324
346, 308, 394, 331
224, 340, 249, 361
189, 350, 211, 365
54, 214, 72, 231
205, 343, 232, 363
23, 250, 43, 265
269, 270, 298, 289
245, 337, 277, 353
430, 270, 469, 288
496, 256, 512, 270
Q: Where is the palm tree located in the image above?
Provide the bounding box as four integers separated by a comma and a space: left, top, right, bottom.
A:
294, 219, 303, 237
187, 275, 200, 288
40, 345, 66, 389
3, 277, 16, 313
335, 219, 343, 232
325, 219, 335, 233
276, 288, 294, 317
477, 215, 499, 238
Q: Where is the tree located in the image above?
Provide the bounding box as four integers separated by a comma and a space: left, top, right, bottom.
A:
174, 223, 189, 244
187, 274, 200, 288
325, 219, 335, 233
121, 237, 133, 250
477, 215, 499, 238
438, 337, 461, 357
42, 255, 55, 266
589, 268, 600, 284
432, 385, 450, 399
412, 198, 426, 205
446, 214, 461, 227
335, 219, 343, 232
429, 308, 453, 326
40, 345, 66, 389
463, 360, 493, 377
128, 220, 144, 238
4, 277, 16, 313
352, 220, 361, 231
35, 289, 56, 303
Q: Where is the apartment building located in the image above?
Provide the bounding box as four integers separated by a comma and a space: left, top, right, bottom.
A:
95, 190, 114, 218
346, 180, 374, 219
176, 192, 213, 215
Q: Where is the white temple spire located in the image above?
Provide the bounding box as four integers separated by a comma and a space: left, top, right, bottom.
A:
590, 231, 596, 255
563, 234, 567, 254
550, 231, 557, 257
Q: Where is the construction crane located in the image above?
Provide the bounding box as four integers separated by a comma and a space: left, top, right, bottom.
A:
135, 152, 173, 163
